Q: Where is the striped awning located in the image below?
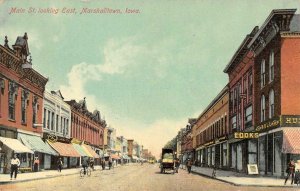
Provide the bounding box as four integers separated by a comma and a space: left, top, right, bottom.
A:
48, 141, 80, 157
18, 133, 58, 155
282, 128, 300, 154
0, 137, 33, 154
111, 154, 121, 160
82, 144, 99, 158
72, 143, 92, 157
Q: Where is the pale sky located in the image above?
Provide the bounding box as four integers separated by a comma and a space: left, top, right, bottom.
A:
1, 0, 299, 158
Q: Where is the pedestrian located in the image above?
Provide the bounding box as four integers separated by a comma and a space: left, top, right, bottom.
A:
101, 159, 105, 170
108, 158, 112, 170
82, 157, 88, 175
285, 159, 296, 185
10, 154, 20, 180
90, 158, 94, 171
186, 158, 192, 174
175, 158, 180, 173
57, 158, 63, 172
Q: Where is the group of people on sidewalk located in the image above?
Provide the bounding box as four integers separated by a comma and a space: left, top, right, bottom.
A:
284, 159, 300, 185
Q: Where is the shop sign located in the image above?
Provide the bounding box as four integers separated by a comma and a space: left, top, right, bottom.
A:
281, 115, 300, 127
216, 136, 227, 143
43, 132, 70, 143
204, 141, 214, 146
71, 138, 82, 144
234, 132, 259, 139
247, 164, 258, 175
46, 134, 57, 143
255, 118, 280, 133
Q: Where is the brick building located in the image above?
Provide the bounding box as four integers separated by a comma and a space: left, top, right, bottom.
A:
223, 9, 300, 177
193, 86, 229, 168
66, 98, 106, 160
0, 33, 49, 173
223, 27, 258, 172
249, 9, 300, 177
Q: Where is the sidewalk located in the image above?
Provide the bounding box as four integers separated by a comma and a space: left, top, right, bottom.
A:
0, 165, 120, 185
189, 165, 299, 188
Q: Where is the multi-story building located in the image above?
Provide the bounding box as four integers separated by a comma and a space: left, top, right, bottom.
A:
193, 86, 229, 168
249, 9, 300, 177
181, 118, 196, 163
42, 90, 73, 169
224, 9, 300, 177
0, 33, 52, 173
66, 98, 106, 162
223, 27, 258, 172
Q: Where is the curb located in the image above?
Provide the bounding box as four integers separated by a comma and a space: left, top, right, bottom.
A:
191, 170, 297, 188
0, 167, 118, 185
0, 171, 80, 185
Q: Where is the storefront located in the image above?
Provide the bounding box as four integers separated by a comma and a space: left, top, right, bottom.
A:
18, 131, 58, 171
47, 140, 80, 168
72, 142, 92, 166
0, 137, 33, 173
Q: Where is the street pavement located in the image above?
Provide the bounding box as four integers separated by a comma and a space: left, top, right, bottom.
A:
0, 163, 300, 191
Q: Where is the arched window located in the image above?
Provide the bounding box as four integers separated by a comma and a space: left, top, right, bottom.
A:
269, 89, 275, 118
261, 95, 265, 122
261, 59, 266, 88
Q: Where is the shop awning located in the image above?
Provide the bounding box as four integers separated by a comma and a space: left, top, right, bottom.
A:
282, 129, 300, 154
132, 156, 139, 160
18, 133, 58, 156
122, 155, 130, 160
48, 141, 80, 157
0, 137, 33, 154
82, 144, 100, 158
111, 154, 121, 160
72, 143, 92, 157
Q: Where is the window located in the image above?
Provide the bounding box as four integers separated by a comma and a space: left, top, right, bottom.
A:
231, 116, 237, 129
234, 88, 237, 111
56, 115, 59, 132
51, 112, 54, 130
269, 89, 275, 118
32, 96, 38, 126
66, 119, 69, 135
269, 51, 274, 82
245, 105, 253, 128
261, 95, 266, 122
248, 72, 253, 95
261, 60, 266, 88
47, 110, 50, 129
8, 81, 17, 120
43, 109, 46, 128
61, 117, 63, 133
21, 90, 28, 124
0, 78, 4, 117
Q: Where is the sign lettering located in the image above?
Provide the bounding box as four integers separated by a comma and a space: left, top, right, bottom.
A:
234, 132, 259, 139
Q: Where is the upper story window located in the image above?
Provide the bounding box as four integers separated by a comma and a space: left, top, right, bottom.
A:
245, 105, 252, 128
261, 95, 266, 122
0, 78, 4, 117
8, 81, 18, 120
261, 59, 266, 88
21, 90, 29, 124
248, 72, 253, 96
269, 89, 275, 118
47, 110, 50, 129
231, 115, 237, 130
32, 96, 38, 126
56, 114, 59, 132
269, 51, 274, 82
43, 109, 46, 128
